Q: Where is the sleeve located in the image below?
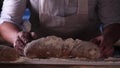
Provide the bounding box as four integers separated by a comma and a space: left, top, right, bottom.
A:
97, 0, 120, 27
0, 0, 27, 26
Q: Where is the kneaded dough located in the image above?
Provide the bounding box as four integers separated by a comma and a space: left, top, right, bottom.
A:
0, 45, 19, 61
24, 36, 101, 59
24, 36, 64, 58
71, 40, 101, 59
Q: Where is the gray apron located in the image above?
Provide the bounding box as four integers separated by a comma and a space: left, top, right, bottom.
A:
29, 0, 100, 40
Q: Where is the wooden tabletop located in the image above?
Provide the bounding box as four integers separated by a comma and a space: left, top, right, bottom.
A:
1, 57, 120, 68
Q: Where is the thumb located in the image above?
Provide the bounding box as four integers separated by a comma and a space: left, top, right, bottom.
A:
90, 35, 103, 45
90, 38, 101, 45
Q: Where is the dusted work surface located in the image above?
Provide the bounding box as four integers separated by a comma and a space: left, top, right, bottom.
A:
1, 57, 120, 68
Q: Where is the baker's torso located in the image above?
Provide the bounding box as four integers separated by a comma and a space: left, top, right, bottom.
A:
28, 0, 100, 40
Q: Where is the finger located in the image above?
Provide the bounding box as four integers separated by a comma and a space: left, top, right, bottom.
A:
14, 37, 25, 49
99, 45, 107, 58
90, 38, 98, 44
18, 31, 32, 44
99, 45, 105, 52
90, 38, 101, 45
101, 46, 114, 58
103, 47, 114, 56
14, 37, 26, 56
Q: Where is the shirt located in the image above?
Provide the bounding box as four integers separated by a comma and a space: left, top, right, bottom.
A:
0, 0, 120, 40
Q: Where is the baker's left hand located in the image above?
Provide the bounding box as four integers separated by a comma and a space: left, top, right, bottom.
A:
14, 31, 39, 55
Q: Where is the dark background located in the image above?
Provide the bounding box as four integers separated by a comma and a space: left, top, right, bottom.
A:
0, 0, 3, 12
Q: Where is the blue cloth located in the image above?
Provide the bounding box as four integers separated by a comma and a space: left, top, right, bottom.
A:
22, 8, 30, 20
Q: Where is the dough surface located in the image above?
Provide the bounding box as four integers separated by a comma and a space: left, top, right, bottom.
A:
0, 45, 19, 61
24, 36, 101, 59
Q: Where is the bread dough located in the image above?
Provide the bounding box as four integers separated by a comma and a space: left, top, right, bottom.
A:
61, 38, 82, 58
24, 36, 64, 58
71, 40, 101, 59
0, 45, 19, 61
24, 36, 101, 59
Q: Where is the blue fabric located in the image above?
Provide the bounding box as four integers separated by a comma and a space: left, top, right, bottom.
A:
22, 8, 30, 20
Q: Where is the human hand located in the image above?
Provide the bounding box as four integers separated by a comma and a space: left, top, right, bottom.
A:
13, 31, 39, 56
90, 35, 114, 58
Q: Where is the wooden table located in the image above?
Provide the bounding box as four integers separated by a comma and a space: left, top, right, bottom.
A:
1, 57, 120, 68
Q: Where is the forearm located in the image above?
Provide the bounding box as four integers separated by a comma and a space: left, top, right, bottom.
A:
102, 23, 120, 44
0, 22, 20, 44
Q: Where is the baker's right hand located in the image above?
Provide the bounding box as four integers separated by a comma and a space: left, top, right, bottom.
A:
13, 31, 39, 56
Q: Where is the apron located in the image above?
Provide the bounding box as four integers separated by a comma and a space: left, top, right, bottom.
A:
39, 0, 88, 28
30, 0, 100, 40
